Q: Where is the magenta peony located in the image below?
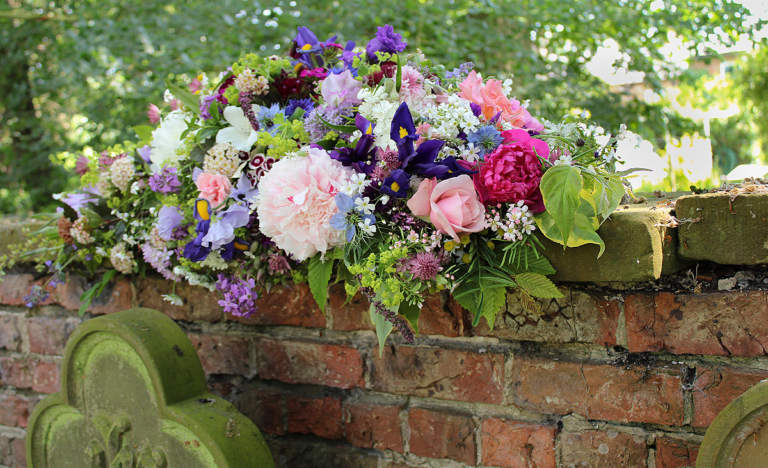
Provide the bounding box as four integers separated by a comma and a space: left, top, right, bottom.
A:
257, 147, 356, 261
473, 129, 549, 212
407, 174, 485, 242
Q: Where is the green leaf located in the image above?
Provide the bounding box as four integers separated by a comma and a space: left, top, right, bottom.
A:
318, 113, 357, 134
370, 303, 393, 357
399, 301, 420, 335
315, 138, 338, 151
514, 273, 563, 298
78, 270, 117, 316
132, 125, 154, 144
395, 53, 403, 94
454, 283, 506, 330
164, 79, 200, 115
539, 165, 583, 246
288, 108, 305, 121
308, 254, 334, 313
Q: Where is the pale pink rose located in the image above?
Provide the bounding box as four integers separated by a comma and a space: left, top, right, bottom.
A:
147, 104, 161, 124
458, 71, 535, 129
257, 147, 355, 261
321, 70, 363, 108
195, 173, 232, 206
407, 175, 485, 242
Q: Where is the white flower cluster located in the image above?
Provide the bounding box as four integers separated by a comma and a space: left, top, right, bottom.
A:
357, 88, 399, 150
421, 94, 480, 138
235, 69, 269, 95
109, 157, 136, 192
486, 201, 536, 242
70, 217, 94, 244
204, 143, 242, 178
200, 251, 230, 270
340, 173, 371, 196
172, 266, 217, 291
109, 242, 135, 274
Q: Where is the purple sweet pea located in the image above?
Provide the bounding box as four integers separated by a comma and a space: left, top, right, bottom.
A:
366, 25, 407, 62
202, 203, 250, 250
230, 176, 259, 204
157, 205, 184, 241
138, 145, 153, 164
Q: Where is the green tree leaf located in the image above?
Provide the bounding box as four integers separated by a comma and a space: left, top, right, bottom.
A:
539, 165, 583, 246
308, 254, 334, 314
514, 273, 563, 298
454, 283, 506, 330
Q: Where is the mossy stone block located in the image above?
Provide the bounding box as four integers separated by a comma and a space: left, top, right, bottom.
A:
538, 207, 690, 283
26, 308, 275, 468
697, 379, 768, 467
677, 193, 768, 265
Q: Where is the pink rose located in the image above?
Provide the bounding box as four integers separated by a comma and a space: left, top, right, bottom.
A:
473, 129, 549, 212
196, 173, 232, 206
458, 71, 536, 129
407, 175, 485, 242
321, 69, 363, 108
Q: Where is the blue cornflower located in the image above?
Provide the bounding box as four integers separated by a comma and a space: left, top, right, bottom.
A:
284, 98, 315, 119
330, 193, 375, 241
256, 104, 284, 136
467, 126, 504, 158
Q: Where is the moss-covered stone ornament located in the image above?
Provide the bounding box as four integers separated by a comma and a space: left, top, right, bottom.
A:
26, 308, 275, 468
697, 379, 768, 467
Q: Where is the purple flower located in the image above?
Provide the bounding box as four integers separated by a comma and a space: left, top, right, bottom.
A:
398, 251, 441, 281
200, 95, 217, 120
202, 203, 250, 249
267, 254, 291, 275
138, 145, 153, 164
23, 285, 49, 308
284, 98, 315, 119
157, 205, 184, 241
62, 190, 99, 213
141, 242, 179, 281
230, 176, 259, 204
366, 25, 407, 61
149, 166, 181, 194
292, 27, 338, 68
216, 274, 258, 318
183, 199, 213, 262
445, 62, 474, 80
380, 169, 410, 198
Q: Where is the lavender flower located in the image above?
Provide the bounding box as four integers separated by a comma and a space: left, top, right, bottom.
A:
138, 145, 153, 164
304, 106, 352, 141
445, 62, 474, 80
23, 285, 49, 308
200, 95, 217, 120
366, 25, 407, 61
157, 205, 184, 241
141, 242, 179, 281
148, 166, 181, 194
216, 274, 258, 318
284, 98, 315, 119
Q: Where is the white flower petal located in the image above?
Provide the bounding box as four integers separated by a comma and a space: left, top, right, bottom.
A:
223, 106, 250, 131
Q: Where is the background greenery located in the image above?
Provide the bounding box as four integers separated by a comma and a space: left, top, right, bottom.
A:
0, 0, 764, 213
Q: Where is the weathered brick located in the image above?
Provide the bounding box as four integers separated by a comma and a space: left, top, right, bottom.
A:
32, 360, 59, 394
328, 284, 373, 331
0, 434, 26, 468
0, 357, 33, 389
0, 314, 25, 352
12, 437, 26, 468
655, 437, 699, 468
625, 291, 768, 356
188, 333, 253, 377
27, 317, 80, 355
0, 394, 29, 428
0, 274, 35, 306
561, 430, 648, 467
287, 396, 343, 439
55, 274, 132, 315
230, 386, 285, 435
230, 282, 325, 328
134, 277, 222, 323
372, 346, 504, 404
408, 407, 477, 465
474, 288, 575, 343
344, 402, 403, 453
256, 339, 364, 389
481, 418, 556, 468
419, 293, 466, 337
692, 366, 768, 427
509, 356, 684, 426
572, 289, 621, 346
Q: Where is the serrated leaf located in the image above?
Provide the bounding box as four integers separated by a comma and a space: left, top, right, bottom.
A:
515, 272, 563, 298
308, 254, 334, 313
454, 283, 506, 330
519, 289, 542, 315
370, 303, 393, 357
539, 165, 583, 246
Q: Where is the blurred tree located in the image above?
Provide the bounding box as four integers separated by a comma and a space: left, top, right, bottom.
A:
0, 0, 760, 213
732, 44, 768, 163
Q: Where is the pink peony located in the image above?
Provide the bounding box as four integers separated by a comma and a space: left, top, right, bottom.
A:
257, 147, 356, 261
458, 71, 534, 129
321, 70, 362, 108
195, 173, 232, 206
147, 104, 161, 124
473, 129, 549, 212
407, 175, 485, 242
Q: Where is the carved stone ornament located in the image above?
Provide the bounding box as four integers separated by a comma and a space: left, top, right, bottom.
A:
697, 379, 768, 467
26, 308, 275, 468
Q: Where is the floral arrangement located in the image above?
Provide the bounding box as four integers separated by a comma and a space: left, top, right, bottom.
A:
17, 25, 630, 351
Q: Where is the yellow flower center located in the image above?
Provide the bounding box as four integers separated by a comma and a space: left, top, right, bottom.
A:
301, 43, 312, 51
399, 127, 408, 139
444, 241, 455, 251
390, 182, 400, 192
366, 125, 372, 135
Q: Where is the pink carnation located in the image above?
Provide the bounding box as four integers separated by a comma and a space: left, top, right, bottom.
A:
407, 174, 485, 242
256, 147, 355, 261
458, 71, 535, 129
473, 129, 549, 212
195, 172, 232, 206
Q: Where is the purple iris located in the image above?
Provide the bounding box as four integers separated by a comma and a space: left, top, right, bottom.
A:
390, 103, 418, 160
435, 156, 478, 179
380, 169, 410, 198
390, 103, 447, 178
331, 115, 377, 174
183, 199, 212, 262
366, 25, 407, 62
292, 26, 338, 68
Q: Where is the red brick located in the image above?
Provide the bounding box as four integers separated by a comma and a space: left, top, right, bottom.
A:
656, 437, 699, 468
625, 291, 768, 357
27, 317, 80, 355
328, 284, 374, 332
12, 437, 26, 467
408, 407, 477, 465
287, 396, 343, 439
188, 333, 253, 376
231, 387, 286, 435
0, 357, 33, 389
230, 282, 325, 328
0, 394, 29, 428
481, 418, 556, 468
54, 274, 132, 315
692, 367, 768, 427
134, 277, 222, 322
0, 434, 26, 467
561, 430, 648, 467
509, 356, 684, 426
371, 347, 504, 404
257, 339, 364, 389
418, 293, 466, 337
344, 402, 403, 452
0, 274, 35, 306
0, 314, 24, 352
32, 360, 59, 394
572, 290, 621, 346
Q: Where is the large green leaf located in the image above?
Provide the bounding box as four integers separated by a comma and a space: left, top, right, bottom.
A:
370, 303, 394, 357
399, 301, 420, 335
307, 254, 334, 313
539, 165, 583, 246
514, 273, 563, 298
165, 80, 201, 115
454, 283, 506, 330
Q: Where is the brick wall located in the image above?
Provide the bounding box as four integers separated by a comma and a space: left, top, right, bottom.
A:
1, 273, 767, 467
